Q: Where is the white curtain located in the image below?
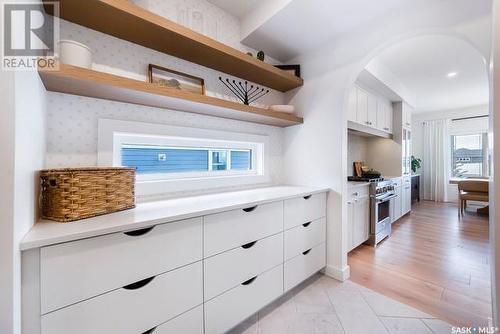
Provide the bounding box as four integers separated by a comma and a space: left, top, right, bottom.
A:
422, 119, 451, 202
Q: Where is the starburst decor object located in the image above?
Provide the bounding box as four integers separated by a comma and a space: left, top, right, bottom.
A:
219, 76, 270, 105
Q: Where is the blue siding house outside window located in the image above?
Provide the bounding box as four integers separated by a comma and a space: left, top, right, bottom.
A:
231, 150, 252, 170
121, 145, 252, 174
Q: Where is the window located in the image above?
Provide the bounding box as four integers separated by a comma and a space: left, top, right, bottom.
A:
121, 145, 252, 174
451, 133, 488, 178
98, 119, 269, 195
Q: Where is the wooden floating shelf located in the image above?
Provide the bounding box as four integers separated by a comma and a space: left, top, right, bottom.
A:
38, 64, 303, 127
43, 0, 303, 92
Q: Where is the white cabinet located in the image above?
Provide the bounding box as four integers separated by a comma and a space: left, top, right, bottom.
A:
367, 94, 377, 127
284, 243, 326, 292
23, 189, 328, 334
348, 87, 357, 122
205, 264, 283, 334
392, 187, 402, 223
41, 262, 203, 334
402, 176, 411, 215
347, 186, 370, 251
348, 84, 393, 134
402, 102, 412, 129
356, 88, 369, 126
377, 99, 393, 133
40, 218, 202, 314
283, 192, 326, 229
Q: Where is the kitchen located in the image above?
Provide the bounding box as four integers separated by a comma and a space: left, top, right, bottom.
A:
346, 68, 416, 251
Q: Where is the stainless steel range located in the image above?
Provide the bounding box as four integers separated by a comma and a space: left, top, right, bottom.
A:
368, 180, 396, 246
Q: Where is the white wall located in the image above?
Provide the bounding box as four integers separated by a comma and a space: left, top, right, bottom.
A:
412, 105, 489, 202
0, 69, 47, 334
0, 66, 17, 334
283, 0, 491, 281
46, 1, 287, 200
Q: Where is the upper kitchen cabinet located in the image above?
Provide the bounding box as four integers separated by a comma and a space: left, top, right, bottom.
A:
348, 87, 358, 122
356, 87, 370, 126
402, 102, 413, 129
376, 99, 393, 133
348, 84, 393, 135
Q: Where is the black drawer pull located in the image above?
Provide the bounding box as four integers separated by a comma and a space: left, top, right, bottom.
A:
302, 248, 312, 255
142, 327, 157, 334
302, 222, 312, 227
303, 195, 312, 200
241, 276, 258, 286
242, 240, 258, 249
242, 205, 258, 213
123, 276, 155, 290
124, 226, 155, 237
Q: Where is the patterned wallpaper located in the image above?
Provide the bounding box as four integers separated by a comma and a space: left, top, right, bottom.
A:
46, 0, 286, 197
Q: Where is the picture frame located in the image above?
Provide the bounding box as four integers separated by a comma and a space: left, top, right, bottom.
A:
148, 64, 205, 95
275, 64, 301, 78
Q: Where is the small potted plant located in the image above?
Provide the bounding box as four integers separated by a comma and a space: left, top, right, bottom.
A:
411, 156, 422, 174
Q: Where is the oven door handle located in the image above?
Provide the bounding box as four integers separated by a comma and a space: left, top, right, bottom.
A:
376, 194, 397, 203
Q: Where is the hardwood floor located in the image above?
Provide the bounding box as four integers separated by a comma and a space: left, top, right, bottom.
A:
348, 200, 491, 328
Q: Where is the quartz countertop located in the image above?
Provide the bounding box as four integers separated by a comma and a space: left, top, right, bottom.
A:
21, 185, 329, 250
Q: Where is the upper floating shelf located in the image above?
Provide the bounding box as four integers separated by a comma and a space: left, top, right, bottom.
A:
39, 64, 303, 127
43, 0, 303, 92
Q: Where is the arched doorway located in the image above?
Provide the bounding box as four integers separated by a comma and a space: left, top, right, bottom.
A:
342, 32, 491, 327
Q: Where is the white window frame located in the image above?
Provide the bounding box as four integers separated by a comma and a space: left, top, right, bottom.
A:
98, 119, 270, 196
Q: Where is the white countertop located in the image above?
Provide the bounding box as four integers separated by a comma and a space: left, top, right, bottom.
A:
21, 185, 329, 251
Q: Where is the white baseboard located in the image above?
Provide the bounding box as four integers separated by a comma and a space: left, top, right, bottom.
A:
324, 264, 350, 281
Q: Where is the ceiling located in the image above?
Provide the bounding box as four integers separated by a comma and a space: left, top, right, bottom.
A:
207, 0, 268, 19
370, 35, 489, 112
239, 0, 415, 61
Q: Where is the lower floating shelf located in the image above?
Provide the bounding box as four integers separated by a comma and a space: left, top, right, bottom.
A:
38, 64, 303, 127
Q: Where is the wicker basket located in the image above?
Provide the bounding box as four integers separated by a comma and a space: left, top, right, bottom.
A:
40, 167, 136, 222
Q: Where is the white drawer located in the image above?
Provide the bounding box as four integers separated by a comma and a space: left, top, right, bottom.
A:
204, 264, 283, 334
153, 305, 203, 334
284, 192, 326, 229
204, 232, 283, 301
284, 243, 326, 292
348, 186, 369, 197
284, 218, 326, 261
204, 201, 283, 257
41, 261, 203, 334
40, 218, 202, 314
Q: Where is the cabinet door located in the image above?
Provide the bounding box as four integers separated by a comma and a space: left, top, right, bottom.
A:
367, 94, 377, 127
347, 200, 355, 251
403, 104, 412, 129
385, 103, 393, 133
402, 178, 411, 214
348, 87, 357, 122
376, 99, 386, 131
353, 195, 370, 245
356, 88, 369, 126
392, 187, 402, 222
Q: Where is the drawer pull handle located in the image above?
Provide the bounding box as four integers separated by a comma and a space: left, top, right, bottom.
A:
302, 248, 312, 255
142, 327, 157, 334
124, 226, 155, 237
242, 205, 258, 212
242, 240, 258, 249
241, 276, 258, 286
123, 276, 155, 290
303, 195, 312, 200
302, 222, 312, 227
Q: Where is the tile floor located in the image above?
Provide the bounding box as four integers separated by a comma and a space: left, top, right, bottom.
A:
230, 273, 453, 334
